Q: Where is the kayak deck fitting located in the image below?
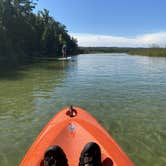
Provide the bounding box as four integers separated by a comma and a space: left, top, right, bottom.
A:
20, 106, 134, 166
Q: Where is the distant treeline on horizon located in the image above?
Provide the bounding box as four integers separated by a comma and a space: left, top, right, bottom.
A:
0, 0, 79, 66
80, 46, 166, 57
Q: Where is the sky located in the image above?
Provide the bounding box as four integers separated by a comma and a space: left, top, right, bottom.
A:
35, 0, 166, 47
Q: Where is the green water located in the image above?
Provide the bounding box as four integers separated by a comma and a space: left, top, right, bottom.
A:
0, 54, 166, 166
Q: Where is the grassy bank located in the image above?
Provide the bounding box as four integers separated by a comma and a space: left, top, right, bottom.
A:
80, 47, 166, 57
128, 48, 166, 57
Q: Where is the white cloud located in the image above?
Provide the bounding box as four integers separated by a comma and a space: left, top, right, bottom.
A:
70, 32, 166, 47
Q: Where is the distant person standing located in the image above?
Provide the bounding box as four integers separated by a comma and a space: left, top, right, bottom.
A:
62, 44, 67, 58
59, 34, 67, 58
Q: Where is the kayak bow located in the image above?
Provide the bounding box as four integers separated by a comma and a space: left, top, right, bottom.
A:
20, 106, 134, 166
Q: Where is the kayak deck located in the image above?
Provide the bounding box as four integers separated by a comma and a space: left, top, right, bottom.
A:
20, 106, 134, 166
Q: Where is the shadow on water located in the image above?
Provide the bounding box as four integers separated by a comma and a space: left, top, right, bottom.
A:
0, 58, 73, 80
0, 59, 32, 80
0, 68, 25, 80
34, 60, 70, 71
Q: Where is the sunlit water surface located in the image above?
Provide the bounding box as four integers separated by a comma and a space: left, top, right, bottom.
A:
0, 54, 166, 166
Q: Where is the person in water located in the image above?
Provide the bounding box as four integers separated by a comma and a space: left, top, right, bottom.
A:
42, 142, 102, 166
62, 44, 67, 58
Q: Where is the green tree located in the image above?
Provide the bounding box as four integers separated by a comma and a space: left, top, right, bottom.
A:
0, 0, 78, 65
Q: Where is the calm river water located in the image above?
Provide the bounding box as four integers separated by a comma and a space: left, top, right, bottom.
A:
0, 54, 166, 166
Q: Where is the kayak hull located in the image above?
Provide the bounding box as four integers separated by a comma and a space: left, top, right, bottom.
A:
20, 107, 134, 166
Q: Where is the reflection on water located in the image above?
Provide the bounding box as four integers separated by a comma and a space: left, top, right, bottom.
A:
0, 54, 166, 166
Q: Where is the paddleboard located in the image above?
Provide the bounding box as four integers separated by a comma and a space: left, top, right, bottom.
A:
57, 57, 72, 61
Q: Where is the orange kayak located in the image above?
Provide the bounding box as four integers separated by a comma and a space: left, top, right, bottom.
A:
20, 106, 134, 166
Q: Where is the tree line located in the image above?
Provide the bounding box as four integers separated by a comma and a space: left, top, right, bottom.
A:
0, 0, 78, 65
